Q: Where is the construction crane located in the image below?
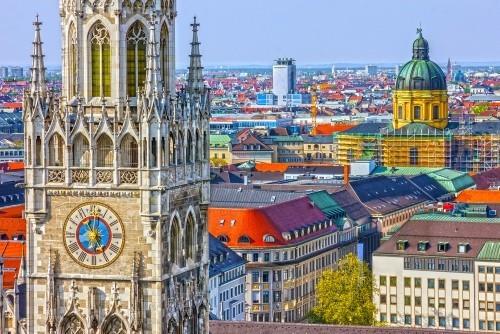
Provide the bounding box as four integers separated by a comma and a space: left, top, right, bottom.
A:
309, 85, 319, 136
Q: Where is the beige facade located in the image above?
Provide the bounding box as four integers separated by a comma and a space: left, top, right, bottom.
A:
23, 1, 211, 333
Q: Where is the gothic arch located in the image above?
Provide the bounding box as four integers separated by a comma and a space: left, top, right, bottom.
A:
126, 20, 147, 97
160, 22, 170, 91
119, 134, 139, 168
186, 130, 193, 163
58, 313, 85, 334
47, 132, 65, 167
87, 20, 111, 97
67, 21, 78, 97
96, 134, 114, 167
195, 130, 201, 161
177, 130, 184, 164
101, 313, 129, 334
169, 131, 176, 165
169, 215, 181, 266
185, 211, 196, 260
72, 132, 90, 167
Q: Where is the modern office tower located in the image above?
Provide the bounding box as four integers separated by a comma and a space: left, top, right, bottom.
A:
273, 58, 296, 106
366, 65, 378, 77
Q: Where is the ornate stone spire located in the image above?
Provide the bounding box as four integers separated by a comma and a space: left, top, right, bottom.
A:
145, 15, 163, 97
30, 15, 47, 98
187, 17, 204, 94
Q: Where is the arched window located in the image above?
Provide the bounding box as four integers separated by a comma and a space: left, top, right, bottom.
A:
177, 131, 184, 164
169, 132, 175, 165
96, 134, 113, 167
432, 105, 439, 120
142, 138, 147, 167
413, 105, 421, 120
119, 134, 138, 168
102, 315, 127, 334
27, 137, 31, 165
133, 0, 142, 11
35, 136, 42, 166
170, 218, 180, 265
185, 214, 196, 260
48, 133, 65, 167
61, 314, 84, 334
160, 23, 169, 91
126, 21, 147, 97
203, 131, 208, 160
238, 235, 251, 244
186, 131, 193, 163
195, 130, 201, 161
89, 22, 111, 97
217, 235, 229, 243
151, 137, 158, 167
68, 23, 78, 97
263, 234, 276, 243
73, 134, 90, 167
398, 105, 403, 119
161, 136, 166, 166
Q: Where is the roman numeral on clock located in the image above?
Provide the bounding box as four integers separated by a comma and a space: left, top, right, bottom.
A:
112, 233, 122, 239
78, 252, 87, 262
109, 220, 118, 227
109, 244, 120, 253
78, 208, 86, 219
91, 256, 97, 266
102, 252, 110, 262
66, 232, 75, 239
68, 242, 79, 253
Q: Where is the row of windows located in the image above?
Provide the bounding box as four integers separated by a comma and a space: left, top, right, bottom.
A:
380, 276, 470, 290
68, 20, 170, 98
397, 105, 441, 120
380, 314, 470, 329
403, 257, 473, 272
478, 265, 500, 274
219, 283, 244, 303
380, 294, 471, 310
221, 302, 244, 321
0, 150, 23, 157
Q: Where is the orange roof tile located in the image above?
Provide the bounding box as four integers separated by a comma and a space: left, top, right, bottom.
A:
0, 204, 24, 218
0, 218, 26, 239
455, 190, 500, 204
315, 123, 356, 135
255, 163, 289, 173
0, 241, 24, 289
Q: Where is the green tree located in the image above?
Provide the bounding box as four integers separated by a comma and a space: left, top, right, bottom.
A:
311, 253, 377, 326
471, 103, 489, 115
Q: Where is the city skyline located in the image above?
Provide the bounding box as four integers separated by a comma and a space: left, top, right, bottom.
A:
0, 0, 499, 67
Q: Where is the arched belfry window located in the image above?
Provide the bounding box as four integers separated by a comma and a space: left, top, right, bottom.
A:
68, 23, 78, 97
126, 21, 147, 97
195, 130, 201, 161
160, 23, 169, 91
89, 22, 111, 97
48, 133, 65, 167
61, 314, 84, 334
177, 131, 184, 164
119, 134, 138, 168
35, 136, 42, 166
73, 134, 90, 167
186, 131, 193, 163
96, 134, 114, 167
169, 132, 175, 165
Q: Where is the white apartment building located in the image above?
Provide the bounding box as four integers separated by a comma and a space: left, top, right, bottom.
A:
373, 217, 500, 332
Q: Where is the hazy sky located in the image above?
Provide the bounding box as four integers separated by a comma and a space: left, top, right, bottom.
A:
0, 0, 499, 67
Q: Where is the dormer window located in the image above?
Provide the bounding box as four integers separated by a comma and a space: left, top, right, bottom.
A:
397, 240, 409, 251
238, 235, 251, 244
219, 219, 225, 226
437, 242, 449, 252
417, 241, 429, 252
217, 234, 229, 243
263, 234, 276, 243
458, 243, 469, 254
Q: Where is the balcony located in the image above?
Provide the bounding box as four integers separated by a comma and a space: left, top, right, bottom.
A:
95, 168, 113, 184
47, 168, 65, 183
71, 168, 89, 184
119, 168, 138, 185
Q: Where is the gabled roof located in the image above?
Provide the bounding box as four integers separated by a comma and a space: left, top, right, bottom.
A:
456, 190, 500, 204
330, 188, 371, 224
209, 234, 246, 278
307, 191, 345, 219
0, 241, 24, 289
210, 187, 304, 208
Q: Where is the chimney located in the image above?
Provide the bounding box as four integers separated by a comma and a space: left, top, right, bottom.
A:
343, 164, 350, 185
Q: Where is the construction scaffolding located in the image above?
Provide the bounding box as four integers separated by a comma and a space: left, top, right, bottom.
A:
336, 133, 383, 165
381, 126, 453, 168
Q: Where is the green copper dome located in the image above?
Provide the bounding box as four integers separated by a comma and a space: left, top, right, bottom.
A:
396, 29, 446, 91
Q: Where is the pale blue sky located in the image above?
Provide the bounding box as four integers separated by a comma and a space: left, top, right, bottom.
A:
0, 0, 499, 67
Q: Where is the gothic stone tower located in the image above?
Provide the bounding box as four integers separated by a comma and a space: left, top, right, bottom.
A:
23, 1, 210, 333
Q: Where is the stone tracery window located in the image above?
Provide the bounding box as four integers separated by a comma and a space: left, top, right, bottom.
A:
73, 133, 90, 167
89, 22, 111, 97
102, 315, 127, 334
119, 134, 138, 168
96, 134, 114, 167
160, 23, 169, 91
170, 218, 180, 265
48, 133, 65, 167
68, 23, 78, 97
169, 132, 176, 165
186, 130, 193, 163
62, 314, 84, 334
126, 21, 147, 97
185, 214, 196, 260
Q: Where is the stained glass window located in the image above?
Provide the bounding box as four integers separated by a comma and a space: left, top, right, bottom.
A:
90, 22, 111, 97
126, 22, 147, 97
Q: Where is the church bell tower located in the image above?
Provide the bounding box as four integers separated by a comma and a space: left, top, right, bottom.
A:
24, 1, 211, 333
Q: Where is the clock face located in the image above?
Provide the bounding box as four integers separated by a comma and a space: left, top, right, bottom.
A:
63, 203, 125, 269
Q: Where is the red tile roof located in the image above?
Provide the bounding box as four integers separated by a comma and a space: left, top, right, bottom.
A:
315, 123, 356, 135
0, 241, 24, 289
0, 218, 25, 239
455, 189, 500, 204
0, 204, 24, 218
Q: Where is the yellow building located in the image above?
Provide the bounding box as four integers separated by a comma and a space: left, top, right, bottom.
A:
303, 135, 335, 162
210, 134, 232, 166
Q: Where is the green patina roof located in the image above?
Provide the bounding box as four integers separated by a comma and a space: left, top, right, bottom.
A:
395, 30, 446, 91
210, 134, 231, 147
308, 191, 345, 219
272, 135, 304, 143
411, 213, 500, 224
372, 167, 475, 193
478, 242, 500, 261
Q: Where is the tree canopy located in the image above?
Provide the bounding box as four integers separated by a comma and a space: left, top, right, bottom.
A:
310, 253, 377, 326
